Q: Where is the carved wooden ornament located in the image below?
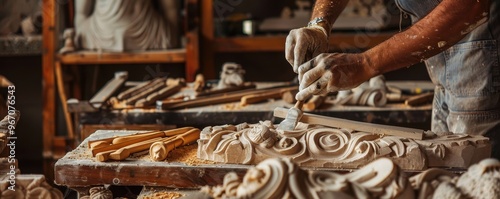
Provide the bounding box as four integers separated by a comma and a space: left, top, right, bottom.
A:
202, 157, 414, 199
197, 121, 490, 170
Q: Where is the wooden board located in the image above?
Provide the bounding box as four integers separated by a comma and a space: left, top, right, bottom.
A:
57, 49, 186, 65
54, 130, 249, 188
274, 107, 424, 140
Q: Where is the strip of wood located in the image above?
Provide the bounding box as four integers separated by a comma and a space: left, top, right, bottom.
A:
405, 92, 434, 107
158, 85, 299, 110
241, 87, 298, 106
274, 107, 424, 140
195, 82, 256, 97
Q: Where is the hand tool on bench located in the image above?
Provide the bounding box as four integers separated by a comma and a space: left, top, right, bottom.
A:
108, 137, 172, 161
277, 100, 304, 131
90, 127, 194, 156
149, 128, 201, 161
274, 107, 424, 140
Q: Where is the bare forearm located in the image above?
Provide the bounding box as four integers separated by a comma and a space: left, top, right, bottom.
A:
311, 0, 349, 36
365, 0, 490, 75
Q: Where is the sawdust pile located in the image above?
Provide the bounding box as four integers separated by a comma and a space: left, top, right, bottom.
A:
142, 191, 184, 199
167, 144, 215, 166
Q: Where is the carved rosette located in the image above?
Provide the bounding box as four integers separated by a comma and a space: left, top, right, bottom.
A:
202, 157, 414, 199
0, 175, 63, 199
197, 121, 490, 170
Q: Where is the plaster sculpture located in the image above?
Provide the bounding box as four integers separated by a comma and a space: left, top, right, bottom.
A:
197, 121, 490, 170
0, 175, 63, 199
335, 75, 388, 107
410, 158, 500, 199
74, 0, 180, 52
59, 29, 76, 54
202, 157, 414, 199
217, 63, 246, 89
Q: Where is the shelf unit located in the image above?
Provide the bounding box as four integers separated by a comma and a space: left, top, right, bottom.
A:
42, 0, 200, 176
200, 0, 395, 79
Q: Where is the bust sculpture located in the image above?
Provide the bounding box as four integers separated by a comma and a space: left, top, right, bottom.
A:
73, 0, 180, 52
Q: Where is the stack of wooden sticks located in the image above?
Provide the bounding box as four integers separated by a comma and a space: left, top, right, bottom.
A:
88, 127, 200, 162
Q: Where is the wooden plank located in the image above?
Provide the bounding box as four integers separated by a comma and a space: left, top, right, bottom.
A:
80, 124, 176, 141
54, 130, 248, 188
213, 32, 394, 53
274, 107, 424, 140
405, 92, 434, 107
89, 72, 127, 108
195, 83, 256, 97
42, 0, 57, 161
57, 49, 186, 65
157, 85, 298, 110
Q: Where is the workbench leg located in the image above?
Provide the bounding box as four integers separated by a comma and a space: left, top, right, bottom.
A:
55, 61, 75, 140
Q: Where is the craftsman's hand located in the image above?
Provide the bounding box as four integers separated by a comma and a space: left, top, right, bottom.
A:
295, 53, 378, 101
285, 26, 329, 74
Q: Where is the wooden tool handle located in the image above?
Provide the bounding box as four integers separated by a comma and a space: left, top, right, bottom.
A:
91, 131, 163, 156
163, 127, 195, 137
405, 92, 434, 107
111, 131, 165, 145
150, 128, 201, 161
108, 137, 169, 161
294, 100, 304, 110
303, 95, 326, 111
95, 150, 116, 162
90, 141, 111, 150
240, 92, 282, 106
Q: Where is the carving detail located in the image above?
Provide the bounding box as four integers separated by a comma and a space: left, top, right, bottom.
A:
198, 121, 490, 170
202, 157, 414, 199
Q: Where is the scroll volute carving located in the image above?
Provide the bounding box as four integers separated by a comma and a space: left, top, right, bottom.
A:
202, 157, 414, 199
198, 121, 490, 171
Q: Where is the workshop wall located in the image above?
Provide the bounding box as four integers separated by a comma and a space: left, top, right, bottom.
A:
0, 56, 43, 174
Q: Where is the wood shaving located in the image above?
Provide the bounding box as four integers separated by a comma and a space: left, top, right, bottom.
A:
167, 144, 215, 166
142, 191, 184, 199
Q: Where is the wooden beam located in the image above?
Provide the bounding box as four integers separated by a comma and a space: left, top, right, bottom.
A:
212, 32, 394, 53
200, 0, 216, 79
185, 0, 200, 82
274, 107, 424, 140
42, 0, 56, 160
57, 49, 186, 65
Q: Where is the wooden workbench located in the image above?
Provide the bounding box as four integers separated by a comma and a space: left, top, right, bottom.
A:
54, 130, 249, 192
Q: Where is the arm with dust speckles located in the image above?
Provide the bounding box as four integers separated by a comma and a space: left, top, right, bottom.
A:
293, 0, 491, 101
310, 0, 350, 37
365, 0, 491, 76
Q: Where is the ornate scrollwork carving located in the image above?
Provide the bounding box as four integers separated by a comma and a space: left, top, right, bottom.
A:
198, 121, 490, 170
